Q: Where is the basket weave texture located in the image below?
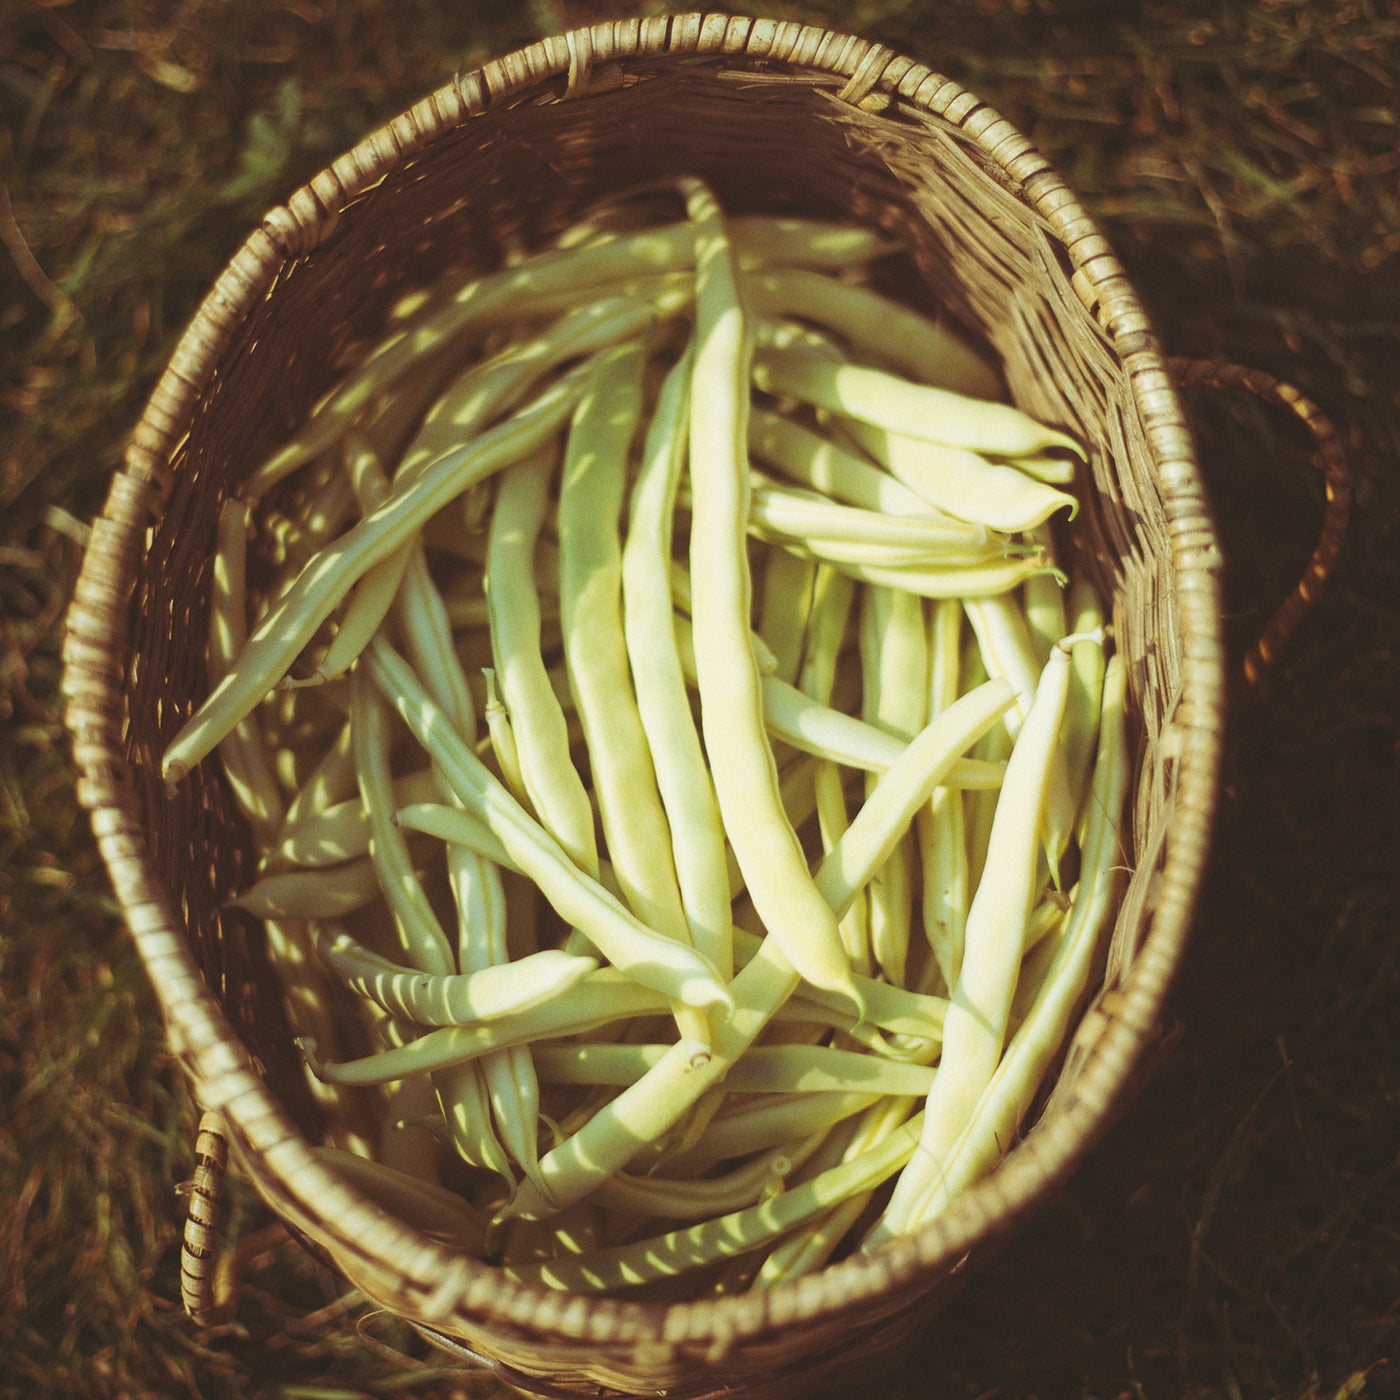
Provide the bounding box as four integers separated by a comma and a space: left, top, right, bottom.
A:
61, 14, 1225, 1398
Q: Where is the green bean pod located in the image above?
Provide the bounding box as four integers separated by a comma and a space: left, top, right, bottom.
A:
162, 362, 592, 789
365, 637, 732, 1014
867, 634, 1087, 1245
678, 175, 861, 1014
503, 1110, 922, 1294
902, 650, 1128, 1229
752, 335, 1085, 462
557, 338, 713, 1057
315, 926, 598, 1028
299, 968, 671, 1085
742, 267, 1002, 400
622, 344, 735, 982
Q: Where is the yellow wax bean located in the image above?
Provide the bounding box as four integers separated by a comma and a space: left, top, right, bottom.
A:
499, 938, 802, 1224
1061, 577, 1108, 820
753, 1092, 916, 1285
903, 651, 1129, 1229
350, 662, 455, 976
208, 496, 284, 847
591, 1138, 821, 1220
679, 175, 860, 1013
867, 635, 1087, 1246
815, 758, 871, 977
920, 597, 969, 991
796, 562, 856, 706
486, 449, 598, 874
247, 219, 894, 496
434, 1061, 515, 1184
742, 475, 993, 555
230, 857, 382, 921
279, 715, 355, 832
748, 406, 935, 519
503, 1110, 922, 1294
659, 1092, 882, 1173
481, 668, 530, 808
393, 296, 662, 488
295, 436, 412, 688
365, 637, 731, 1014
396, 542, 478, 739
859, 585, 929, 990
811, 678, 1016, 923
501, 665, 1003, 1224
299, 968, 671, 1085
622, 344, 734, 982
840, 417, 1080, 535
277, 767, 441, 867
557, 340, 712, 1056
315, 926, 598, 1028
530, 1042, 937, 1098
673, 611, 1000, 783
756, 546, 817, 687
752, 335, 1085, 461
742, 267, 1003, 400
1023, 544, 1069, 668
964, 593, 1079, 885
823, 550, 1056, 601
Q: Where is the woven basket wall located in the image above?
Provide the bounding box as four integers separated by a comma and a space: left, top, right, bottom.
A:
61, 14, 1225, 1399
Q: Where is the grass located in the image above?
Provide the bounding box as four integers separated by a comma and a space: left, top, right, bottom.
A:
2, 1, 1396, 1397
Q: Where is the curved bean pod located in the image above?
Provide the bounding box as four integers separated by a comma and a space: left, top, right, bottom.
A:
679, 175, 860, 1013
530, 1042, 936, 1097
902, 650, 1129, 1229
622, 344, 735, 981
841, 418, 1079, 535
867, 634, 1088, 1245
742, 267, 1002, 400
557, 339, 712, 1055
504, 1111, 922, 1294
365, 636, 731, 1014
316, 926, 598, 1028
350, 662, 455, 976
485, 449, 598, 874
299, 968, 670, 1085
752, 336, 1085, 461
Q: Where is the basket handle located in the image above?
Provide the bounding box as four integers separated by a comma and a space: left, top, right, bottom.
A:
178, 1109, 231, 1327
1165, 356, 1352, 686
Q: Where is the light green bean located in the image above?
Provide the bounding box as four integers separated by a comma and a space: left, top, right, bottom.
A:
365, 636, 731, 1014
679, 175, 861, 1013
752, 335, 1085, 461
503, 1110, 922, 1294
621, 344, 735, 982
315, 925, 597, 1028
557, 339, 713, 1056
867, 634, 1087, 1245
485, 448, 598, 874
299, 968, 671, 1085
530, 1042, 936, 1097
162, 362, 591, 789
742, 267, 1002, 400
902, 650, 1128, 1229
859, 585, 929, 989
349, 662, 455, 975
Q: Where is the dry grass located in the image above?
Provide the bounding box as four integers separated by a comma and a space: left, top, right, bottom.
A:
2, 2, 1396, 1397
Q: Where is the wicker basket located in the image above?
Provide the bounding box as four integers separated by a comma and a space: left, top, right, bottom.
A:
62, 14, 1227, 1398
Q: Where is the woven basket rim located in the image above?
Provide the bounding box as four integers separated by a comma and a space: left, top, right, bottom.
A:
61, 9, 1225, 1360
